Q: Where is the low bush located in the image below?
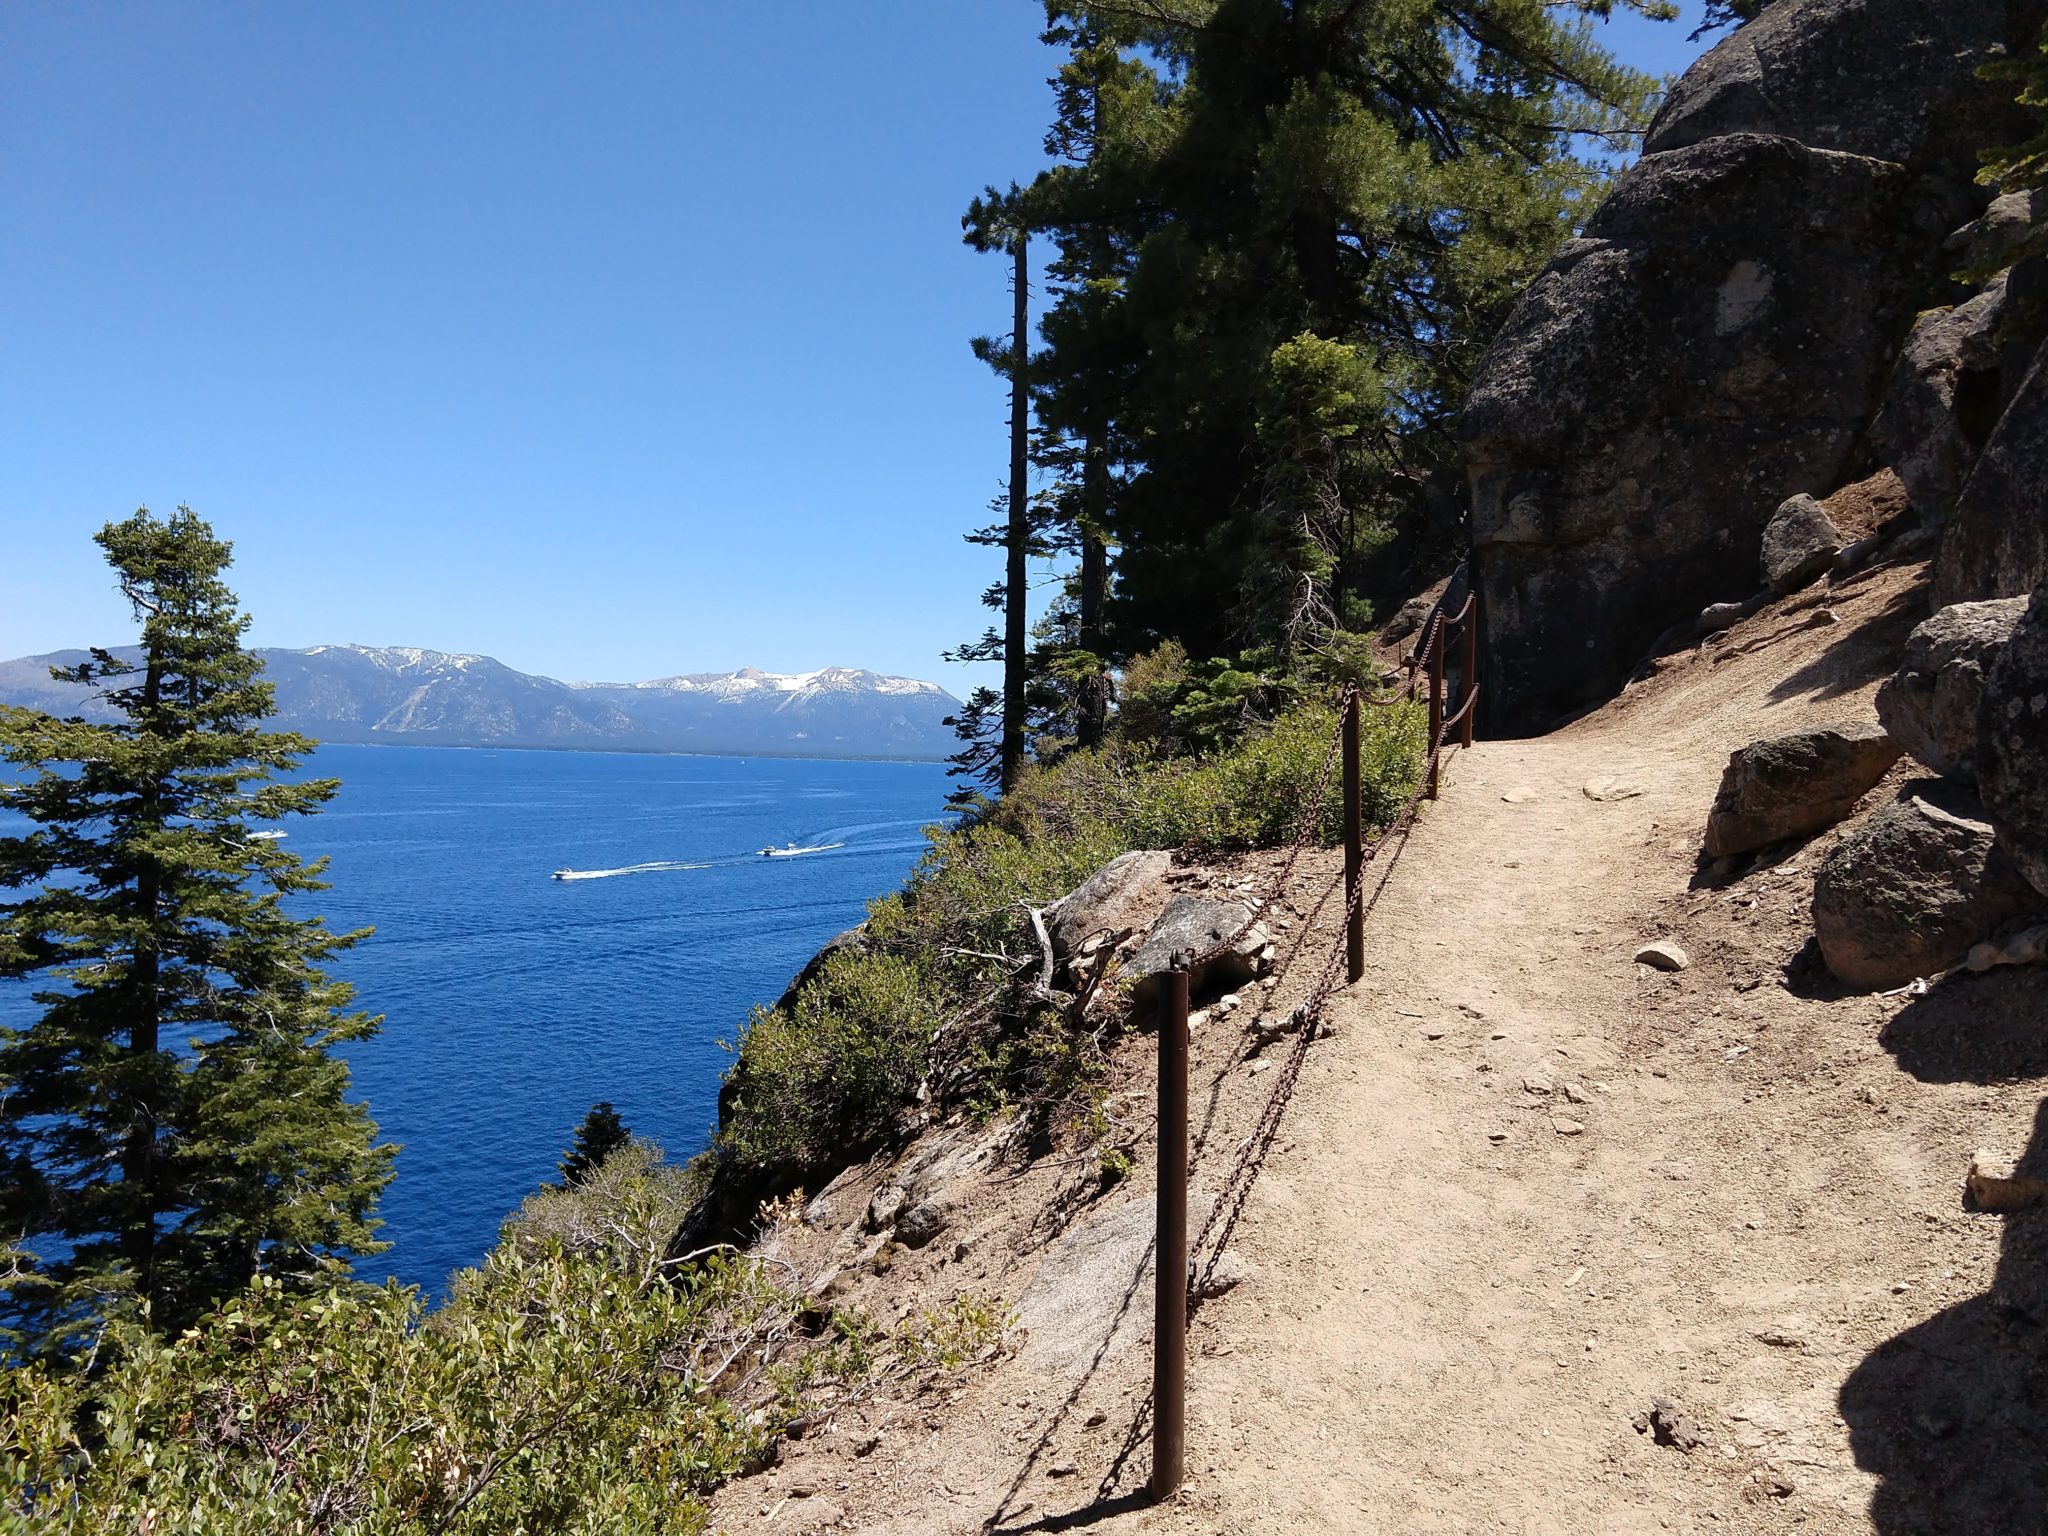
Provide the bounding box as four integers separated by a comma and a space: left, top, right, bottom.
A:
704, 695, 1426, 1204
1, 1142, 1003, 1536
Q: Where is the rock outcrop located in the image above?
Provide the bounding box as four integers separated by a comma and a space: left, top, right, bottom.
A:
1936, 339, 2048, 607
1761, 495, 1848, 593
1127, 894, 1271, 1005
1981, 590, 2048, 897
1703, 722, 1901, 857
1460, 0, 2022, 733
1874, 598, 2027, 784
1813, 782, 2042, 989
1045, 850, 1171, 959
1871, 276, 2009, 526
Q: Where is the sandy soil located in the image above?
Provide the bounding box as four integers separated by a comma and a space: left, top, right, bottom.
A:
711, 560, 2048, 1536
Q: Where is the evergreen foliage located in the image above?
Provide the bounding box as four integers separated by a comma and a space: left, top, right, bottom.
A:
0, 508, 391, 1355
1979, 15, 2048, 265
951, 0, 1668, 788
557, 1100, 632, 1188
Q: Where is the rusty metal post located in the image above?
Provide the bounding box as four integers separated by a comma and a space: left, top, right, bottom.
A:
1426, 619, 1445, 801
1342, 689, 1363, 984
1459, 603, 1478, 749
1152, 955, 1190, 1502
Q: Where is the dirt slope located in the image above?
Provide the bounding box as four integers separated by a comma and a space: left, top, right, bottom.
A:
713, 561, 2047, 1536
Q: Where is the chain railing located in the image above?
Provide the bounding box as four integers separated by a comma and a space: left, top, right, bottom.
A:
1147, 592, 1481, 1503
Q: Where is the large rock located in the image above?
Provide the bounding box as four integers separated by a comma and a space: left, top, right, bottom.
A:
1874, 597, 2027, 783
1704, 721, 1903, 857
1461, 0, 2022, 734
1937, 338, 2048, 606
1871, 276, 2009, 526
1981, 589, 2048, 896
1128, 894, 1271, 1006
1813, 782, 2043, 989
1944, 188, 2047, 277
1045, 850, 1170, 959
1642, 0, 2017, 172
1761, 494, 1847, 593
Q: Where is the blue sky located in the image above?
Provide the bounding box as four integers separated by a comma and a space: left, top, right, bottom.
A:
1, 2, 1710, 690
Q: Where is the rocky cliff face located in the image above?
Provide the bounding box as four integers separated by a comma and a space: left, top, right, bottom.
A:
1460, 0, 2037, 734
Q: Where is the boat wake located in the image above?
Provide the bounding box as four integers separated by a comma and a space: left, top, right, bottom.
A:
551, 860, 711, 881
759, 842, 845, 859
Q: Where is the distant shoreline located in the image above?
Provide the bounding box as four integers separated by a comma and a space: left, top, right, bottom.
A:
306, 739, 951, 768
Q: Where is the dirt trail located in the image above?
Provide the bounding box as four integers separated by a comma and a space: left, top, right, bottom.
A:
714, 565, 2048, 1536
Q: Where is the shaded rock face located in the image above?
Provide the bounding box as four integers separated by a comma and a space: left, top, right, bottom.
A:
1704, 721, 1902, 857
1981, 590, 2048, 896
1871, 276, 2009, 526
1642, 0, 2014, 169
1937, 339, 2048, 607
1461, 0, 2023, 734
773, 924, 867, 1013
1761, 494, 1847, 593
1813, 781, 2043, 989
1875, 597, 2027, 783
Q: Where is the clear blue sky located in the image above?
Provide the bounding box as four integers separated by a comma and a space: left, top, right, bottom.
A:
0, 2, 1710, 690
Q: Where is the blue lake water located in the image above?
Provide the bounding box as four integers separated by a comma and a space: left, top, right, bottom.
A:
1, 746, 952, 1294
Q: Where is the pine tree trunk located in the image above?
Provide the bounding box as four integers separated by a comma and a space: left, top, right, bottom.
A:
123, 658, 164, 1297
1077, 413, 1110, 749
1000, 233, 1030, 793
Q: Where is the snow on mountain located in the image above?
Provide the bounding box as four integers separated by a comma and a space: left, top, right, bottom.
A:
599, 665, 948, 704
0, 646, 962, 761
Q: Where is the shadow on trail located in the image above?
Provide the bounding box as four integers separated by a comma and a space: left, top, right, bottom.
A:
1842, 969, 2048, 1532
981, 1224, 1157, 1534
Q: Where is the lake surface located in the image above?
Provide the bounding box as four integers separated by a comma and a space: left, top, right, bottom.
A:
1, 746, 952, 1293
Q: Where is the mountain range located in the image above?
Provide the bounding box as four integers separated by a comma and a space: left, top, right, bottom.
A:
0, 644, 962, 761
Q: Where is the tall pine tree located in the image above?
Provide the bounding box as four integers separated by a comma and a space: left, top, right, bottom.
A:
1031, 0, 1668, 668
0, 508, 392, 1354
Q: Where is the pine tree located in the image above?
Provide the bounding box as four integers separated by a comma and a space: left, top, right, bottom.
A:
1026, 0, 1669, 668
558, 1101, 632, 1188
0, 508, 392, 1353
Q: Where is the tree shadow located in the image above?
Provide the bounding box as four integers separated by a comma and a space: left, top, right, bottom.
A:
1843, 972, 2048, 1532
1763, 577, 1928, 705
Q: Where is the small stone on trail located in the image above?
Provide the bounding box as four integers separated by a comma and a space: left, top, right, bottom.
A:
1083, 1410, 1107, 1429
1048, 1461, 1079, 1478
855, 1432, 883, 1457
1248, 1059, 1273, 1075
1552, 1118, 1586, 1136
1563, 1083, 1589, 1105
1966, 1150, 2048, 1212
1522, 1074, 1555, 1096
1487, 1129, 1510, 1143
1194, 1250, 1255, 1299
1583, 776, 1646, 802
1502, 787, 1537, 803
1635, 940, 1691, 972
1636, 1397, 1705, 1452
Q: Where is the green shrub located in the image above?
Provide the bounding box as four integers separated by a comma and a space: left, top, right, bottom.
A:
705, 695, 1426, 1205
0, 1141, 1008, 1535
3, 1251, 785, 1535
